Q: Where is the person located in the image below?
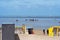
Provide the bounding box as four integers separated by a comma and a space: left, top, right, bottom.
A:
43, 29, 45, 35
47, 29, 49, 35
22, 24, 26, 34
28, 28, 34, 34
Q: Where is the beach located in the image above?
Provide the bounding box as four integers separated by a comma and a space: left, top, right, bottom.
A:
0, 30, 60, 40
18, 34, 60, 40
0, 31, 2, 40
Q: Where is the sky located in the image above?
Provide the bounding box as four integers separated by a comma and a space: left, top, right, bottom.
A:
0, 0, 60, 29
0, 0, 60, 17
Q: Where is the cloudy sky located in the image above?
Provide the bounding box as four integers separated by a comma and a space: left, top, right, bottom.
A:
0, 0, 60, 29
0, 0, 60, 17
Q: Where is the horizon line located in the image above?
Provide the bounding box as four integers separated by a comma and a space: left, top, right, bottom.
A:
0, 16, 60, 18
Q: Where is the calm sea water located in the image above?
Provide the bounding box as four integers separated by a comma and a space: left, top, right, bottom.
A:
0, 18, 60, 29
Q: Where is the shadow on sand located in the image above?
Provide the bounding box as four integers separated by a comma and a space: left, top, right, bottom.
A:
15, 34, 20, 40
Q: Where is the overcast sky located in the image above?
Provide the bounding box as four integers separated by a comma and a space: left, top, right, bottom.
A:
0, 0, 60, 29
0, 0, 60, 17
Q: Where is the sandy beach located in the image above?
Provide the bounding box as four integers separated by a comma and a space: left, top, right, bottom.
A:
0, 29, 60, 40
0, 31, 60, 40
18, 34, 60, 40
0, 31, 2, 40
